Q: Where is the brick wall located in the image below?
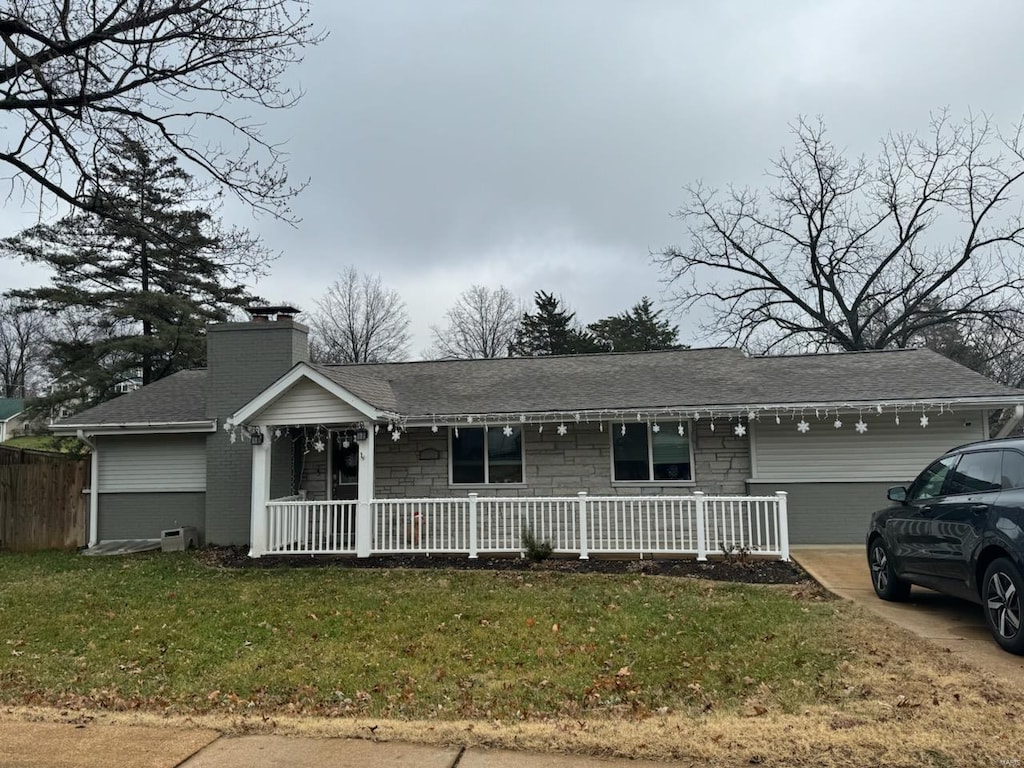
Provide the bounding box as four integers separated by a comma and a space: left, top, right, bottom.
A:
204, 320, 309, 544
298, 420, 750, 500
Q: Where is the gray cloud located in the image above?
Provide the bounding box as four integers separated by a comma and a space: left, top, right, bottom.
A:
4, 0, 1024, 353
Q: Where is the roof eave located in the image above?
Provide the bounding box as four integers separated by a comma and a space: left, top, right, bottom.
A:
51, 420, 218, 436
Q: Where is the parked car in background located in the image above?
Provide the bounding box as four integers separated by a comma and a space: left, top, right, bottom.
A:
866, 437, 1024, 654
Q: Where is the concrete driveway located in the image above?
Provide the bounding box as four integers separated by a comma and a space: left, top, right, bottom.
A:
793, 546, 1024, 681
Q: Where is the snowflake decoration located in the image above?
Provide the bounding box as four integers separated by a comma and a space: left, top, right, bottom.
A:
895, 415, 900, 425
556, 423, 568, 436
274, 428, 282, 439
454, 427, 459, 438
797, 420, 810, 433
599, 422, 604, 432
466, 416, 474, 424
574, 413, 581, 422
855, 419, 868, 434
621, 424, 627, 436
538, 424, 544, 433
734, 422, 747, 437
920, 414, 929, 428
374, 425, 380, 434
876, 404, 883, 414
229, 431, 237, 444
503, 425, 514, 438
520, 414, 527, 422
677, 424, 685, 437
431, 424, 439, 433
342, 439, 350, 449
693, 412, 701, 421
391, 429, 401, 442
313, 439, 325, 452
833, 418, 843, 429
775, 414, 781, 425
652, 423, 661, 433
747, 411, 756, 420
223, 420, 233, 432
709, 421, 716, 432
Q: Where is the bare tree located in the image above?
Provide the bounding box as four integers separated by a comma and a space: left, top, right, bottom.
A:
656, 112, 1024, 354
308, 267, 411, 364
428, 285, 522, 359
0, 1, 323, 223
0, 297, 50, 397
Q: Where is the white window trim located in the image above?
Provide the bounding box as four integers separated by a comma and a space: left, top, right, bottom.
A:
448, 425, 526, 486
609, 420, 696, 485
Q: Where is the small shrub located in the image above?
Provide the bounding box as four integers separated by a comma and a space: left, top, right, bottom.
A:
521, 527, 554, 562
720, 542, 756, 565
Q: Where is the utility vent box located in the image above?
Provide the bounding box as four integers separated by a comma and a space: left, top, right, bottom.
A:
161, 526, 200, 552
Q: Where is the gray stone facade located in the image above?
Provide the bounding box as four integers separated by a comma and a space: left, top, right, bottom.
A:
297, 420, 750, 500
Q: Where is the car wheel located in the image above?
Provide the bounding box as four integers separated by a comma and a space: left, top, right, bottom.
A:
868, 538, 911, 601
982, 558, 1024, 655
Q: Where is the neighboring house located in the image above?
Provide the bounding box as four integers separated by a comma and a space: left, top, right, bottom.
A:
0, 398, 26, 442
50, 312, 1024, 553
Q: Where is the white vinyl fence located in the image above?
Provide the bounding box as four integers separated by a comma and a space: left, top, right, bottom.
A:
257, 491, 790, 561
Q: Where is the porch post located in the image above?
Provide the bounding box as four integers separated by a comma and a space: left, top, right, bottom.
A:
776, 491, 790, 562
577, 491, 589, 560
355, 424, 375, 557
468, 493, 478, 559
248, 423, 271, 558
693, 491, 707, 562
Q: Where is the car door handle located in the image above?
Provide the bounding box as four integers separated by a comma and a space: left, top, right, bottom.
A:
918, 505, 933, 516
970, 504, 988, 514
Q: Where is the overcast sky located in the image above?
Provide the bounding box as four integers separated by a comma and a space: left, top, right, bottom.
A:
3, 0, 1024, 356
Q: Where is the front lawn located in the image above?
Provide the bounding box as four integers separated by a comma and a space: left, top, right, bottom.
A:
0, 551, 844, 719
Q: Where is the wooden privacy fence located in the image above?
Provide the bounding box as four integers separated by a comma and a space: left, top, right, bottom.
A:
0, 446, 89, 552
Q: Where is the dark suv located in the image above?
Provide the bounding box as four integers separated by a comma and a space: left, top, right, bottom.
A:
866, 437, 1024, 654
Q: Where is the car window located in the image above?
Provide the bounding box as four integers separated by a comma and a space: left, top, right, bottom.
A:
908, 455, 959, 501
1001, 450, 1024, 490
945, 451, 1002, 495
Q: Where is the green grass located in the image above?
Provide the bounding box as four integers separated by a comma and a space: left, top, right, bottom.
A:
1, 434, 89, 456
0, 552, 846, 719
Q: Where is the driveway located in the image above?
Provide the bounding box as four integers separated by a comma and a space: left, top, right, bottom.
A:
792, 546, 1024, 681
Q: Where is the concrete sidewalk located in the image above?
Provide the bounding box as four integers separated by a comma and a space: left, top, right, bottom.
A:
792, 545, 1024, 680
0, 722, 674, 768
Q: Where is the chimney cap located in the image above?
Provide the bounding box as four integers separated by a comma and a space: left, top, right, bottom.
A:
246, 304, 301, 322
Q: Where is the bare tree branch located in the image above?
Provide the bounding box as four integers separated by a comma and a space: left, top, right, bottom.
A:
308, 266, 411, 364
655, 111, 1024, 355
0, 0, 324, 224
428, 285, 522, 359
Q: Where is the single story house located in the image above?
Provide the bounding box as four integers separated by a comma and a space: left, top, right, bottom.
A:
0, 398, 26, 443
52, 310, 1024, 557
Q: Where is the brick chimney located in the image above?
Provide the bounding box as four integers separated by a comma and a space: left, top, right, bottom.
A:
204, 305, 309, 544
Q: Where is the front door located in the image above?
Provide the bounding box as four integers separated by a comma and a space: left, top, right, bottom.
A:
330, 433, 359, 500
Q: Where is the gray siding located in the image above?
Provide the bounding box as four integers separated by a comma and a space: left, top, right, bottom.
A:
747, 480, 894, 544
752, 409, 987, 481
97, 434, 206, 492
256, 378, 364, 423
98, 492, 205, 540
204, 320, 309, 545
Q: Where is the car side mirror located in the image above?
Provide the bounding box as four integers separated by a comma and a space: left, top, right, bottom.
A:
887, 486, 908, 503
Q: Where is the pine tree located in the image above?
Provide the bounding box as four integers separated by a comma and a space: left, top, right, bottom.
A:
588, 297, 682, 352
3, 136, 269, 412
508, 291, 603, 356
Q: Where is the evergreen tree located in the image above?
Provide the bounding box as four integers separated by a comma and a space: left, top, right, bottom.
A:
588, 297, 682, 352
509, 291, 603, 356
3, 136, 269, 412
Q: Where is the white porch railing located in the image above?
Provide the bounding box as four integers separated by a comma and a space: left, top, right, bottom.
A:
258, 491, 790, 561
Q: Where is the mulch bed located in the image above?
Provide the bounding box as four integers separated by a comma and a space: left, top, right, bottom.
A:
199, 546, 809, 585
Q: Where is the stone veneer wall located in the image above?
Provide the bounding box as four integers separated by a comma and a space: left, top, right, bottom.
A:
298, 420, 750, 499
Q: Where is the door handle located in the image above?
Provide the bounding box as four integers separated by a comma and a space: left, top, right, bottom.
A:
970, 504, 988, 514
919, 505, 933, 516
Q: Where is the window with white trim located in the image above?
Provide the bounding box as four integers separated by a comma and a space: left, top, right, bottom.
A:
612, 423, 692, 482
450, 426, 524, 484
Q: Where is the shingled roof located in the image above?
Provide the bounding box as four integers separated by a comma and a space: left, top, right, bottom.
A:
54, 347, 1024, 430
311, 346, 1024, 419
53, 370, 209, 428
